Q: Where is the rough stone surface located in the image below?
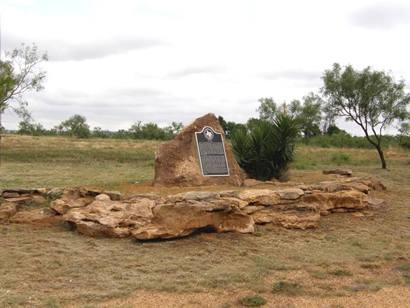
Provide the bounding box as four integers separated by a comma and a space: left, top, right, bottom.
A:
2, 192, 20, 198
9, 208, 56, 224
0, 203, 19, 221
153, 113, 245, 186
95, 194, 111, 201
1, 176, 387, 240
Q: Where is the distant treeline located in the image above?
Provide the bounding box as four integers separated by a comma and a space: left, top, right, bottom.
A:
7, 113, 410, 150
218, 116, 410, 150
12, 114, 183, 140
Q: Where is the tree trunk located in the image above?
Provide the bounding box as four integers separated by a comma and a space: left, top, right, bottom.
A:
375, 145, 387, 169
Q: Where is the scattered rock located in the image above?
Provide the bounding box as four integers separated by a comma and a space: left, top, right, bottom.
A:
153, 113, 245, 186
104, 191, 122, 201
50, 197, 92, 215
323, 169, 352, 176
352, 212, 365, 218
47, 188, 64, 199
366, 197, 387, 209
95, 194, 111, 201
2, 176, 386, 240
275, 188, 304, 200
2, 196, 32, 204
0, 203, 19, 221
2, 192, 20, 198
32, 195, 47, 205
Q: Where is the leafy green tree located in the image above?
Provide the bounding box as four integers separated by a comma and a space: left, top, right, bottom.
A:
57, 114, 90, 138
0, 44, 47, 157
325, 124, 348, 136
258, 97, 279, 121
398, 121, 410, 148
164, 121, 183, 138
232, 114, 299, 180
218, 116, 246, 138
17, 110, 45, 136
0, 44, 47, 128
289, 93, 323, 138
322, 63, 410, 168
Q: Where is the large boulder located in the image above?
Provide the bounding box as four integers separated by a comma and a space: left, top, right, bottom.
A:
153, 113, 245, 186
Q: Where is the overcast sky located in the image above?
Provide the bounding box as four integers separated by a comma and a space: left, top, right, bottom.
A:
1, 0, 409, 134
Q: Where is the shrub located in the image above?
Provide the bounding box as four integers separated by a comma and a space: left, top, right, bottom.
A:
272, 281, 302, 295
232, 114, 299, 180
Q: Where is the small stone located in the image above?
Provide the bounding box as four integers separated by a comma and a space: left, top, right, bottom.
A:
47, 188, 63, 199
352, 212, 365, 218
366, 197, 386, 208
2, 196, 31, 204
0, 203, 19, 221
95, 194, 111, 201
32, 195, 47, 205
2, 192, 20, 198
276, 188, 304, 200
104, 191, 122, 201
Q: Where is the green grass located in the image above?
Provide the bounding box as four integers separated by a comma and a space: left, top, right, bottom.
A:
0, 135, 158, 188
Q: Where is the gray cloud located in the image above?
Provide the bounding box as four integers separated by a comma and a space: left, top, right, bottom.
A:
259, 69, 322, 87
167, 66, 226, 78
350, 2, 410, 29
260, 69, 319, 80
3, 35, 165, 61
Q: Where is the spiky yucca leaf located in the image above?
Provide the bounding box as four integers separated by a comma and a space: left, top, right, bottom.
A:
232, 115, 299, 180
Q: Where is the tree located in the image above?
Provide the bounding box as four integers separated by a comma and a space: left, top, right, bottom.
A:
0, 43, 47, 131
398, 121, 410, 147
289, 93, 323, 138
322, 64, 410, 168
257, 94, 323, 138
325, 124, 348, 136
218, 116, 246, 138
57, 114, 90, 138
164, 121, 183, 138
16, 109, 45, 136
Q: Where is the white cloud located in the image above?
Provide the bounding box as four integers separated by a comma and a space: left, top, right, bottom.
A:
350, 2, 410, 29
1, 0, 410, 136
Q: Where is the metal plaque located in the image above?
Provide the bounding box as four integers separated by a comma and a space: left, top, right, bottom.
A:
195, 126, 230, 176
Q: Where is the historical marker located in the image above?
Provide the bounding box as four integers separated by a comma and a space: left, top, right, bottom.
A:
195, 126, 230, 176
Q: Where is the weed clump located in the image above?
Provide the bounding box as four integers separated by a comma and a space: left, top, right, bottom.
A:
239, 295, 267, 307
272, 281, 302, 295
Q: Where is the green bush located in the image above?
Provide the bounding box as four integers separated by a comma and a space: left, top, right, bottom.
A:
232, 114, 299, 180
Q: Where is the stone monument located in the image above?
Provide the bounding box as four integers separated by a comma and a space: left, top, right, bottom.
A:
153, 113, 245, 186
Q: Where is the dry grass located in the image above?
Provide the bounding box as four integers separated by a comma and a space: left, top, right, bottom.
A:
0, 135, 409, 307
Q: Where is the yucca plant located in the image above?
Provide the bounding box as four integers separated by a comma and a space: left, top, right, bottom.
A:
232, 114, 299, 180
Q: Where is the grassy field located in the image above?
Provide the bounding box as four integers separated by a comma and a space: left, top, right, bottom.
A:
0, 135, 410, 307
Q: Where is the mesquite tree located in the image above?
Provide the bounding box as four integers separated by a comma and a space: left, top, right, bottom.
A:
0, 43, 47, 135
322, 63, 410, 169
